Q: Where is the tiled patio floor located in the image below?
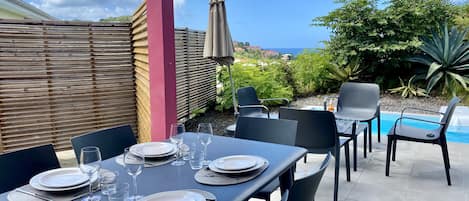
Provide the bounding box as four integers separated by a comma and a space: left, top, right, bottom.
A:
57, 135, 469, 201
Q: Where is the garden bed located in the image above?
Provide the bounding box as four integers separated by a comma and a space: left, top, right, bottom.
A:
186, 94, 451, 135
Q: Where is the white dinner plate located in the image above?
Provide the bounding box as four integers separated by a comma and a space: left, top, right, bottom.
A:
38, 168, 89, 188
130, 142, 176, 157
140, 190, 206, 201
213, 155, 257, 171
30, 168, 98, 192
209, 156, 268, 174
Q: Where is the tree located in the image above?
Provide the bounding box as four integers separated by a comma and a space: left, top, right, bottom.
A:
455, 3, 469, 39
313, 0, 457, 88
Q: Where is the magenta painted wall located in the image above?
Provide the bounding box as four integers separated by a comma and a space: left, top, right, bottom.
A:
146, 0, 177, 141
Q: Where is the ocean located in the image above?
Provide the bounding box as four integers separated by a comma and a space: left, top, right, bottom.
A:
264, 48, 314, 56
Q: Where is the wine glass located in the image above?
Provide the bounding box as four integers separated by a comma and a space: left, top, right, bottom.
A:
197, 123, 213, 166
79, 146, 102, 201
124, 148, 144, 201
170, 123, 186, 166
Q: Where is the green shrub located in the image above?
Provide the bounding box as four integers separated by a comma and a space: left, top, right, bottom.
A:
216, 61, 293, 111
290, 50, 336, 96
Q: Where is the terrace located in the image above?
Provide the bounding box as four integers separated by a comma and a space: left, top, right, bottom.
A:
0, 0, 468, 201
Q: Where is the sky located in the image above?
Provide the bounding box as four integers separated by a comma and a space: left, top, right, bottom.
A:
24, 0, 467, 49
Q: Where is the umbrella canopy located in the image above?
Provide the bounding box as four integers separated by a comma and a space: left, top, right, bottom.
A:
203, 0, 238, 113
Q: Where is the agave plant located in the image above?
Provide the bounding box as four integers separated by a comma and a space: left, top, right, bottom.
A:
327, 59, 363, 83
389, 76, 428, 98
408, 23, 469, 95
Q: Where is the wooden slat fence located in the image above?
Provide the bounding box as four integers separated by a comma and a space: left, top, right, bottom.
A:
175, 28, 217, 119
0, 19, 137, 152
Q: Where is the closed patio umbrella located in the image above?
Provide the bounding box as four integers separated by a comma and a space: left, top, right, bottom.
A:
203, 0, 237, 114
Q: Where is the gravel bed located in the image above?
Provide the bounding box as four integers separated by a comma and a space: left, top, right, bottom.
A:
186, 94, 453, 135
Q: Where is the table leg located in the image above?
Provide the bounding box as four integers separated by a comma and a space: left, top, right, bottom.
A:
279, 166, 294, 197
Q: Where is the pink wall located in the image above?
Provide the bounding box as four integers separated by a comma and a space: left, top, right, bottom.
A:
146, 0, 177, 141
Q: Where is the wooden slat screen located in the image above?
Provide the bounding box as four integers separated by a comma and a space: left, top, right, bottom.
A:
132, 0, 217, 141
0, 19, 137, 152
175, 29, 217, 119
131, 1, 151, 142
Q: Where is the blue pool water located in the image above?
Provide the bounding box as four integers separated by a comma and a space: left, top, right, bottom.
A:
370, 112, 469, 144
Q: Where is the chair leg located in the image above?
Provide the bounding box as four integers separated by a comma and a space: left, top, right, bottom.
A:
345, 142, 351, 181
441, 141, 452, 185
385, 135, 393, 176
334, 149, 340, 201
368, 123, 372, 153
377, 114, 381, 143
392, 138, 397, 161
442, 139, 451, 169
353, 136, 357, 171
363, 127, 367, 158
303, 155, 307, 163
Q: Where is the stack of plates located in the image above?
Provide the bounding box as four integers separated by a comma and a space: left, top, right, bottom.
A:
29, 168, 98, 192
140, 190, 205, 201
129, 142, 177, 158
209, 155, 267, 174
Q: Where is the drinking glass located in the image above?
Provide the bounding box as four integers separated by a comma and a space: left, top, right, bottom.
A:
124, 148, 144, 201
107, 183, 129, 201
189, 142, 204, 170
170, 123, 186, 166
100, 171, 118, 196
197, 123, 213, 165
79, 146, 102, 201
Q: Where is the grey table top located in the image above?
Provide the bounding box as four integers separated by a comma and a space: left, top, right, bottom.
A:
0, 132, 307, 201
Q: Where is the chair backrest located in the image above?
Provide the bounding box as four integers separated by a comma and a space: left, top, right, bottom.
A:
279, 108, 337, 152
237, 86, 263, 116
0, 144, 60, 193
71, 125, 137, 161
440, 97, 461, 135
286, 152, 331, 201
235, 117, 297, 146
338, 82, 379, 111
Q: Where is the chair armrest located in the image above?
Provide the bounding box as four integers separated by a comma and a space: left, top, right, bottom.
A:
400, 107, 444, 119
323, 96, 339, 110
260, 98, 290, 106
237, 105, 271, 118
393, 116, 443, 134
280, 189, 289, 201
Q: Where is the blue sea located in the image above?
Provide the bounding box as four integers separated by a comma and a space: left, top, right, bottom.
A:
264, 48, 314, 56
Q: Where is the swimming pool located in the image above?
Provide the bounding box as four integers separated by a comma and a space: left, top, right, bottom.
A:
371, 112, 469, 144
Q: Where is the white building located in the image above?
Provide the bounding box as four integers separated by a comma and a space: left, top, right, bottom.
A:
0, 0, 55, 20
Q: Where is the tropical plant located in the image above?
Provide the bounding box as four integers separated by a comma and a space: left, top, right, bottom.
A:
327, 59, 364, 83
408, 23, 469, 95
313, 0, 457, 86
389, 76, 428, 98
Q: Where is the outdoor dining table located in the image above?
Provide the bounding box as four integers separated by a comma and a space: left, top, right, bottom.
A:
0, 132, 307, 201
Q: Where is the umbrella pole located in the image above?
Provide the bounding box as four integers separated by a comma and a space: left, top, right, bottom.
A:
227, 64, 238, 115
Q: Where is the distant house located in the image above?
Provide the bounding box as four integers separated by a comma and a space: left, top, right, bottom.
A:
0, 0, 55, 20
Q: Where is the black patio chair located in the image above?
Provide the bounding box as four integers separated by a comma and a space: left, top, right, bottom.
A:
328, 82, 381, 152
71, 125, 137, 161
279, 107, 351, 201
281, 152, 332, 201
0, 144, 60, 193
386, 97, 460, 185
237, 86, 290, 118
235, 116, 298, 201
